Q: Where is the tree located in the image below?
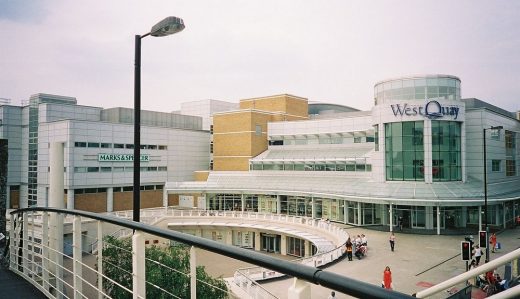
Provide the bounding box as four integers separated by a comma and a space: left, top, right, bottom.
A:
101, 236, 228, 298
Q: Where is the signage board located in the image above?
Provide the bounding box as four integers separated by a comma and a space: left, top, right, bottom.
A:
98, 153, 150, 162
390, 100, 460, 120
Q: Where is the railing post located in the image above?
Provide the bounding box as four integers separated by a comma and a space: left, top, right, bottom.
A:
30, 211, 35, 276
56, 213, 64, 298
132, 231, 145, 299
9, 213, 15, 270
73, 215, 83, 298
42, 212, 50, 292
97, 221, 103, 299
190, 246, 197, 299
22, 212, 28, 275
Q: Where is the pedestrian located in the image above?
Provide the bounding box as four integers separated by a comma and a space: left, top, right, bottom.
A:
355, 235, 362, 246
490, 233, 497, 253
345, 238, 353, 261
382, 266, 392, 290
361, 234, 367, 246
398, 216, 403, 231
327, 291, 336, 299
473, 244, 482, 265
389, 232, 395, 252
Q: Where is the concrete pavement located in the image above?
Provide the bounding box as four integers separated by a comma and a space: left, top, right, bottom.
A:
259, 225, 520, 298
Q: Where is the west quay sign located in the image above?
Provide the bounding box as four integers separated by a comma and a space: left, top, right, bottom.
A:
98, 153, 150, 162
390, 100, 460, 120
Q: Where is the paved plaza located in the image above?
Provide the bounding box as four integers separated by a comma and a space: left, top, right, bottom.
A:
200, 225, 520, 298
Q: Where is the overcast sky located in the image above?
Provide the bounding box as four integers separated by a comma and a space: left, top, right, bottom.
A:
1, 0, 519, 112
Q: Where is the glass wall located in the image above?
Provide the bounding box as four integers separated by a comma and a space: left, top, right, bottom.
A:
375, 76, 461, 105
347, 201, 358, 224
250, 161, 372, 172
385, 121, 424, 181
286, 196, 312, 217
287, 236, 305, 257
258, 195, 278, 213
210, 194, 241, 211
244, 195, 258, 212
431, 121, 461, 181
316, 198, 341, 221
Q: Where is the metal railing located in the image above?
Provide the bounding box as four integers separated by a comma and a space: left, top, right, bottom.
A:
9, 207, 414, 299
414, 247, 520, 298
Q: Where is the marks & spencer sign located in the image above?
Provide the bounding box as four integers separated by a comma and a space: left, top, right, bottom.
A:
98, 154, 150, 162
390, 100, 460, 120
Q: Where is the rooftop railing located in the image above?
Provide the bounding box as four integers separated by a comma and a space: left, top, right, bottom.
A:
8, 207, 414, 299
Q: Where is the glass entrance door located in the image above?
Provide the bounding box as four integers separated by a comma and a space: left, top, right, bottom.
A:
261, 234, 280, 253
412, 206, 426, 228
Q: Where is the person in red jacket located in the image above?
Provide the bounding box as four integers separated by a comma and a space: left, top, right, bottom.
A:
489, 233, 497, 253
383, 266, 392, 290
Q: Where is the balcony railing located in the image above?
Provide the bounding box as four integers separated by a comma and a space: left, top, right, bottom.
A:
8, 207, 414, 299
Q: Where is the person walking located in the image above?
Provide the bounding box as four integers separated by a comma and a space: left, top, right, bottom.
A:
473, 244, 483, 265
383, 266, 393, 290
389, 232, 396, 252
327, 291, 336, 299
345, 238, 353, 261
490, 233, 497, 253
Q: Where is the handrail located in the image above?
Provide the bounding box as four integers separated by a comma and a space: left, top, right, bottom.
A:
415, 247, 520, 298
11, 207, 415, 299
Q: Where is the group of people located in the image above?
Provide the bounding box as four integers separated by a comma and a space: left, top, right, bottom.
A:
345, 234, 368, 261
476, 268, 509, 295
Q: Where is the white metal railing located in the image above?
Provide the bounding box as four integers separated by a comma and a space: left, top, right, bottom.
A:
8, 210, 235, 299
107, 208, 350, 298
233, 270, 278, 299
415, 247, 520, 298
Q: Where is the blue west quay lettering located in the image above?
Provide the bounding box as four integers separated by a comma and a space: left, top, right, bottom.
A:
391, 104, 407, 116
424, 100, 443, 119
390, 100, 460, 120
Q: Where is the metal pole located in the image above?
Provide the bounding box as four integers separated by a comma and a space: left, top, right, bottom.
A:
483, 128, 489, 262
133, 35, 141, 223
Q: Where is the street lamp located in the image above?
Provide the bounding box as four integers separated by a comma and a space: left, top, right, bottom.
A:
134, 17, 185, 223
482, 125, 503, 262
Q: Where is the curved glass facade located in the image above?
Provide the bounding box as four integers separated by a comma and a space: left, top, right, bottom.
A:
374, 75, 461, 105
431, 121, 462, 181
385, 121, 424, 181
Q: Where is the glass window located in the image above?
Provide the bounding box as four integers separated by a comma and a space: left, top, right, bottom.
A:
87, 167, 99, 172
432, 121, 462, 181
385, 121, 424, 181
74, 142, 86, 147
492, 160, 501, 172
74, 167, 86, 173
101, 167, 111, 172
101, 143, 112, 148
114, 143, 124, 149
88, 142, 99, 148
506, 160, 516, 176
426, 78, 438, 86
374, 125, 379, 151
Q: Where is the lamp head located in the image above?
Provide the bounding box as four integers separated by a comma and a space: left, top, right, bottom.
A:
150, 16, 185, 37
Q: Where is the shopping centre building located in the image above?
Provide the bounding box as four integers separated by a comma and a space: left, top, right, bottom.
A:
1, 74, 519, 236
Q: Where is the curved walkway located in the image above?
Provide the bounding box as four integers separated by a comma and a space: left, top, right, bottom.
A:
0, 263, 46, 299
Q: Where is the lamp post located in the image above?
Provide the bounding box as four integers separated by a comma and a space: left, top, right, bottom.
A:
134, 17, 185, 223
483, 125, 503, 262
